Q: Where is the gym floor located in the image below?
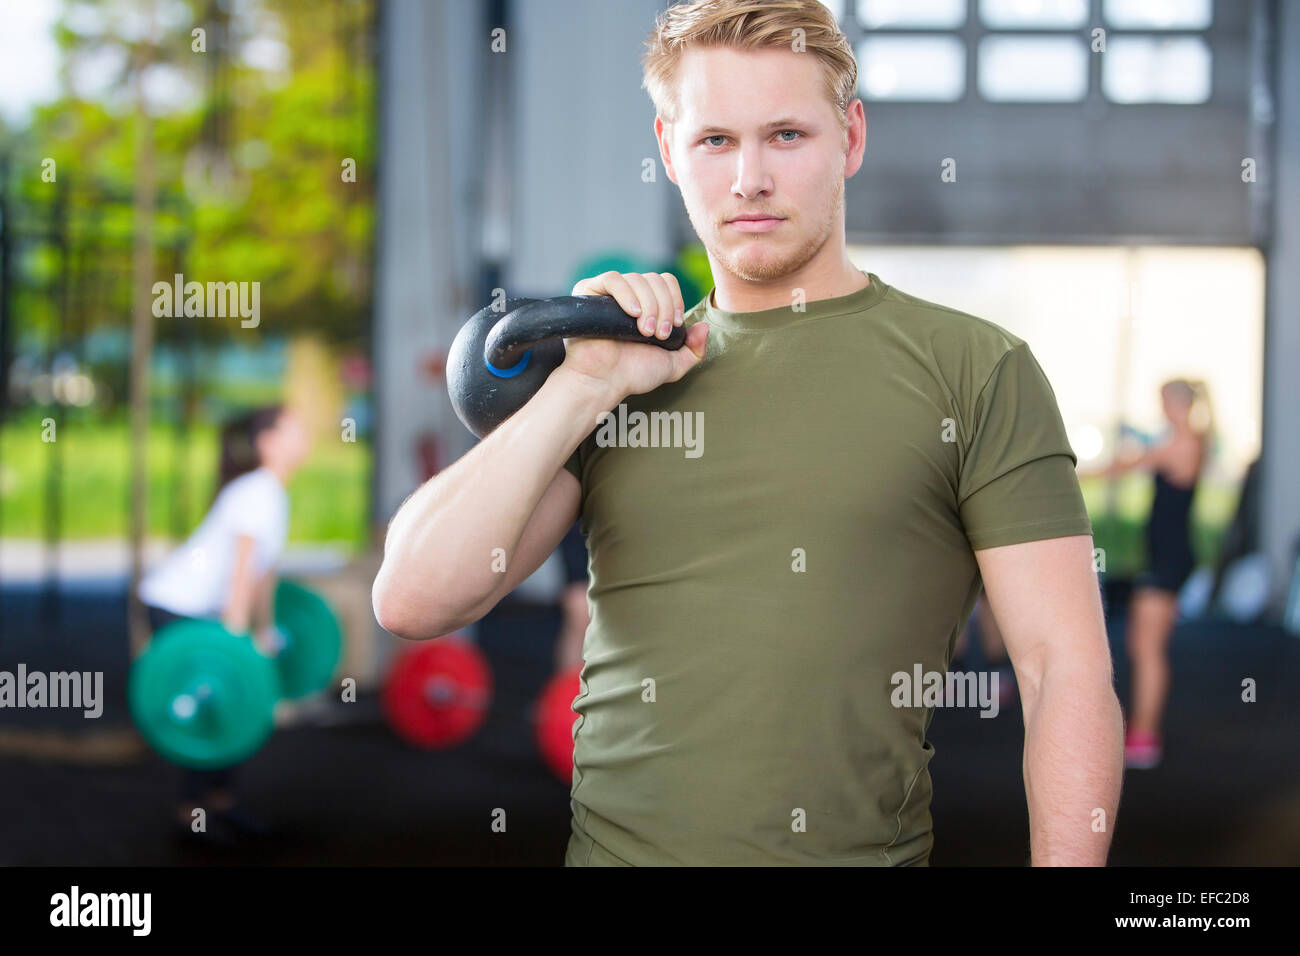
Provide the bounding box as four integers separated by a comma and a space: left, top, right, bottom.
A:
2, 587, 1298, 866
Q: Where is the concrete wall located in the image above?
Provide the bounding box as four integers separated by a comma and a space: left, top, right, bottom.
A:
506, 0, 674, 293
372, 0, 486, 528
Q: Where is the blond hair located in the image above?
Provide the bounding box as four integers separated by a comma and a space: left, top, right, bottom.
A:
1163, 378, 1216, 444
641, 0, 858, 139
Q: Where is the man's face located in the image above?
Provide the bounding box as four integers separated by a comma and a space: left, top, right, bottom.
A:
659, 45, 859, 284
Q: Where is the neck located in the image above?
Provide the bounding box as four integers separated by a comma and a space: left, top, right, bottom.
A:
262, 460, 291, 484
709, 252, 868, 313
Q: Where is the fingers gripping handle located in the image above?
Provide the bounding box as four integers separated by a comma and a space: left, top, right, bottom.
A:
483, 295, 687, 373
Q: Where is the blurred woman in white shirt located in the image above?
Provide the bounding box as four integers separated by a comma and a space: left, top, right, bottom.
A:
138, 404, 311, 842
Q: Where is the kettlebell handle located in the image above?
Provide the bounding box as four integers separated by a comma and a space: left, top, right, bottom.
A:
447, 294, 690, 437
483, 295, 687, 375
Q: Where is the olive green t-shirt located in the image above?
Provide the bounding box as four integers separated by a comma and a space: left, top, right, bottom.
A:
560, 271, 1091, 865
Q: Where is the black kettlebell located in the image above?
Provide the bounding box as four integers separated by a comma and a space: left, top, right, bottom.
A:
446, 295, 688, 437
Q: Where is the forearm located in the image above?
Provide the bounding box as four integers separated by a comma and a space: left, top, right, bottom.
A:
374, 367, 616, 634
1078, 461, 1120, 480
222, 570, 256, 635
253, 572, 276, 633
1020, 657, 1124, 865
1080, 450, 1147, 480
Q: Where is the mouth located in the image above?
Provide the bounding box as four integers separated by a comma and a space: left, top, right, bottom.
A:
726, 216, 784, 234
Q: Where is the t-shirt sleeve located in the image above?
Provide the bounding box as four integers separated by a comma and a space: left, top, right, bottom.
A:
957, 342, 1093, 551
226, 475, 282, 541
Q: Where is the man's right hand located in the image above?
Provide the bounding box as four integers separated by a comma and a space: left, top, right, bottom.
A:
561, 270, 709, 403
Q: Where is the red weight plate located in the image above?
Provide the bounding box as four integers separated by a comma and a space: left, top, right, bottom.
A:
535, 666, 582, 783
383, 636, 492, 749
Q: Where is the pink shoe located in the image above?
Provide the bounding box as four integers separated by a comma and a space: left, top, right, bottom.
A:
1124, 730, 1162, 769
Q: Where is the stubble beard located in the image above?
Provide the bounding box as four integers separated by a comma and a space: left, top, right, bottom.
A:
694, 175, 844, 285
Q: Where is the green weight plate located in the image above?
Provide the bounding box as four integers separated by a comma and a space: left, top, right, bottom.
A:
129, 619, 279, 770
273, 579, 343, 700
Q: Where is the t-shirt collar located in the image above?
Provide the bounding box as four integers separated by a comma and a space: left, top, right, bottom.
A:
702, 270, 888, 331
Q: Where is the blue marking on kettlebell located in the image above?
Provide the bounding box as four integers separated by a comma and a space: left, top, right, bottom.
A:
486, 350, 531, 378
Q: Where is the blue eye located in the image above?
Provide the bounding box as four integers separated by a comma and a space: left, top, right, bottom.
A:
701, 130, 801, 147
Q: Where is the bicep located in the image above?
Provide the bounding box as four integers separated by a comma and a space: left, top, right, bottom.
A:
469, 467, 581, 619
974, 534, 1109, 684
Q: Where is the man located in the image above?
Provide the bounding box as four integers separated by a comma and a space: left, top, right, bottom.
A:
373, 0, 1123, 865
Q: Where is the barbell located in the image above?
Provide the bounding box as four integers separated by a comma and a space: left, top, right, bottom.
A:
446, 295, 688, 438
131, 581, 580, 772
128, 579, 343, 769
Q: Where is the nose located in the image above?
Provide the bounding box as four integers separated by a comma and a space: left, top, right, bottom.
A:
730, 141, 772, 200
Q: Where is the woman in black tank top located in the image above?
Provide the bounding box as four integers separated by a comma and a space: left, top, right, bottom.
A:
1077, 379, 1212, 770
1139, 470, 1198, 595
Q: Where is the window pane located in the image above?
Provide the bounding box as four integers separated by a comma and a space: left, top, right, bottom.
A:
857, 0, 966, 29
858, 36, 966, 101
1102, 36, 1211, 103
978, 36, 1088, 101
980, 0, 1088, 29
1103, 0, 1212, 30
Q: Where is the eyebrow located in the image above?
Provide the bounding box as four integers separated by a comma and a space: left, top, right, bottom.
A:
692, 118, 811, 135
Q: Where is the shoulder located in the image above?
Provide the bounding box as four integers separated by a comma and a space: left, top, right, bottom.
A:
222, 468, 287, 508
879, 283, 1032, 390
884, 285, 1024, 350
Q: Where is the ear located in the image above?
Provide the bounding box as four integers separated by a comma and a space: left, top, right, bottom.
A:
655, 115, 679, 186
843, 98, 867, 179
